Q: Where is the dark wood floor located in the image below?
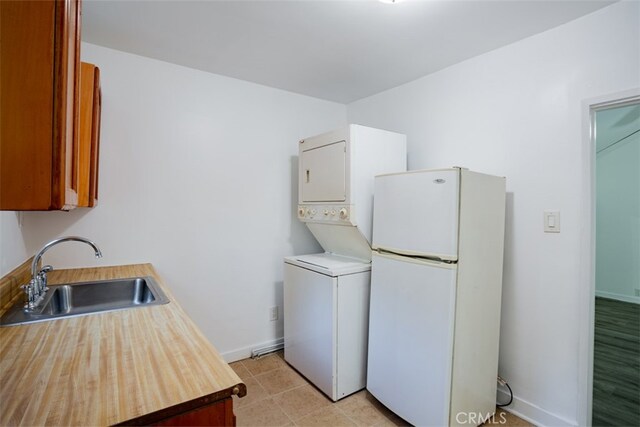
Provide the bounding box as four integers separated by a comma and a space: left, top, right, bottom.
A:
593, 297, 640, 427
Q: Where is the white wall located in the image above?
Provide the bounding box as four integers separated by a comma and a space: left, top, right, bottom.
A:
595, 104, 640, 303
0, 212, 28, 276
5, 3, 638, 424
347, 2, 639, 426
21, 43, 345, 359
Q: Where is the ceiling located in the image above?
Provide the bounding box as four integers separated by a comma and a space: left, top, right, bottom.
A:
82, 0, 615, 104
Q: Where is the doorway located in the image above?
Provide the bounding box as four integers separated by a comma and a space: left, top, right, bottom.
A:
592, 100, 639, 426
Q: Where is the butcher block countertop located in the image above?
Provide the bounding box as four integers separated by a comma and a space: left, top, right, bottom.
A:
0, 263, 246, 426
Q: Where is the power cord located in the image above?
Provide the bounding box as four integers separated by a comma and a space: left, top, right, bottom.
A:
496, 376, 513, 407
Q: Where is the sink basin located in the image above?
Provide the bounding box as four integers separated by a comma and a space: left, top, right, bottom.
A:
0, 276, 169, 327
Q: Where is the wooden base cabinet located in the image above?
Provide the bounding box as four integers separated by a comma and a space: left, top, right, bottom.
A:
117, 396, 238, 427
154, 398, 236, 427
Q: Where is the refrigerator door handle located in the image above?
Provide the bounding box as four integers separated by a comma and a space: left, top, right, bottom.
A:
372, 245, 458, 263
373, 250, 457, 269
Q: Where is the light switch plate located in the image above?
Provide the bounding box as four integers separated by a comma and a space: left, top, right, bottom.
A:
544, 211, 560, 233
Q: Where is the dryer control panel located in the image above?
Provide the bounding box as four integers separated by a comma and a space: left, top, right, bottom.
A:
298, 204, 355, 225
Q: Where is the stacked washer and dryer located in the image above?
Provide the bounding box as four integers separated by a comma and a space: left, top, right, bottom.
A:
283, 124, 406, 401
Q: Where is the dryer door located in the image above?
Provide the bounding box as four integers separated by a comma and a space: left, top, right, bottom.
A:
301, 140, 346, 202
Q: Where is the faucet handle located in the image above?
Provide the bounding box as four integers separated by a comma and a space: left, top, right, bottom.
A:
39, 265, 53, 274
37, 265, 53, 292
21, 281, 36, 309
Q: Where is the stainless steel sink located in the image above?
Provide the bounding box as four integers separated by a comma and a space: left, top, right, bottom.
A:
0, 276, 169, 327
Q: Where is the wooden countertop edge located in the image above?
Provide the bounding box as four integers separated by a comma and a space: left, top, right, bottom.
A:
116, 382, 247, 426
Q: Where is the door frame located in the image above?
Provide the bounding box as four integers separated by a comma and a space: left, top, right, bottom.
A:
578, 87, 640, 427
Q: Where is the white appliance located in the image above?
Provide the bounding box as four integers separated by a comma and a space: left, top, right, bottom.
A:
296, 124, 406, 261
285, 124, 406, 401
368, 167, 506, 427
284, 253, 371, 401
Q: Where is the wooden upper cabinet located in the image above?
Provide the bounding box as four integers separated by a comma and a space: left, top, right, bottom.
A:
78, 62, 101, 207
0, 0, 88, 210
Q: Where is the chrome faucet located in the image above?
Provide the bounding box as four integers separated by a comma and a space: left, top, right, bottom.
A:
23, 236, 103, 309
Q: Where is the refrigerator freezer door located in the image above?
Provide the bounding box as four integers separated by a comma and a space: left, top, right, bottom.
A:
284, 263, 337, 399
373, 169, 459, 261
367, 251, 457, 426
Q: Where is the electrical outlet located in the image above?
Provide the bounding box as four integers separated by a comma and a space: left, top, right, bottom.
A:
270, 306, 279, 321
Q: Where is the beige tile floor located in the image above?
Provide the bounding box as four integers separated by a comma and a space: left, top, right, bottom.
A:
230, 352, 533, 427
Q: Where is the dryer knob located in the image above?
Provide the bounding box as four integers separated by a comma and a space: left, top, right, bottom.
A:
310, 209, 317, 216
339, 208, 348, 219
298, 207, 305, 217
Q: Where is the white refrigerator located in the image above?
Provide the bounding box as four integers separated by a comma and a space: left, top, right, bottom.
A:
367, 168, 506, 427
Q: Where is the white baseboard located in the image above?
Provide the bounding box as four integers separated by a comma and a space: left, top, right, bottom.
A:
595, 290, 640, 304
221, 337, 284, 363
497, 389, 577, 427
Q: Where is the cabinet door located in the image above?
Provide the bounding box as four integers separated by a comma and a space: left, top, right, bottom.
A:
78, 62, 101, 207
1, 0, 57, 209
300, 141, 346, 202
0, 0, 81, 210
117, 397, 236, 426
153, 398, 236, 426
89, 67, 102, 207
52, 0, 81, 210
